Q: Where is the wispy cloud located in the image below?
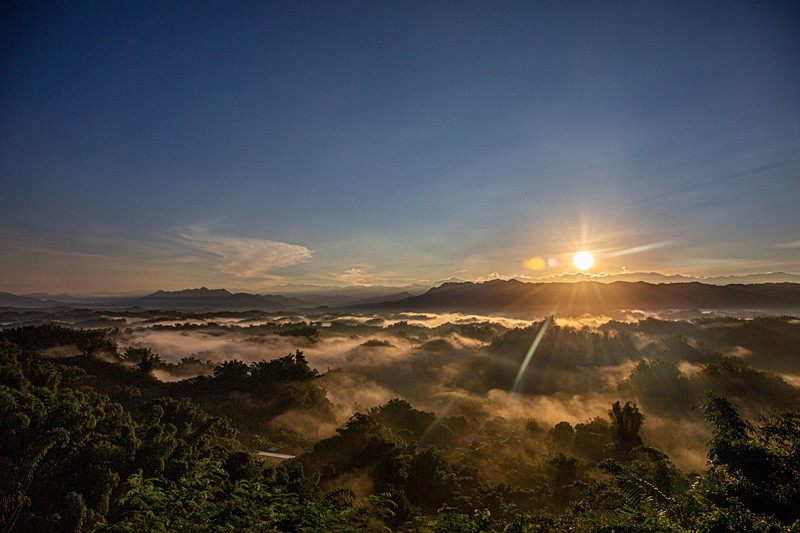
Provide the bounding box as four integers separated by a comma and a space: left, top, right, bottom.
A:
627, 156, 800, 207
175, 226, 313, 278
606, 241, 675, 257
337, 266, 386, 285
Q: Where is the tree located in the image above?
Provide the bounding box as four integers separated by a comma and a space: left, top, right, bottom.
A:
574, 417, 611, 461
608, 401, 644, 456
212, 359, 249, 385
699, 393, 800, 525
552, 421, 574, 449
124, 347, 163, 374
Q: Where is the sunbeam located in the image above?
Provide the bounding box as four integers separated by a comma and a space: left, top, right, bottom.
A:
511, 315, 553, 393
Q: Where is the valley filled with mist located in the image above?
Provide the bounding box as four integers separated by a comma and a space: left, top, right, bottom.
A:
3, 302, 799, 530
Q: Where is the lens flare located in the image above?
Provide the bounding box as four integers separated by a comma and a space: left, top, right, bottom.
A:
524, 256, 546, 270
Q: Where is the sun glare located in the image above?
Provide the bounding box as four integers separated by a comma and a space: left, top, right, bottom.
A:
574, 251, 594, 271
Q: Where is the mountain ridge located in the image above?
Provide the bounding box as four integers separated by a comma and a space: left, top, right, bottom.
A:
3, 280, 800, 313
130, 287, 313, 310
353, 279, 800, 314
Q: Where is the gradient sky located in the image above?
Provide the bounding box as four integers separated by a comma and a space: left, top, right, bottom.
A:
2, 1, 799, 293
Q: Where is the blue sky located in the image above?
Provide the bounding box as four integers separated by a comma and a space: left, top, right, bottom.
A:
1, 1, 799, 293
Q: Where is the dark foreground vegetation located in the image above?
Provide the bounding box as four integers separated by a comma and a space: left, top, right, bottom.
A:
1, 324, 799, 531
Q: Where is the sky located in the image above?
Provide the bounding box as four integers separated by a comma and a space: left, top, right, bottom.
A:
1, 1, 799, 294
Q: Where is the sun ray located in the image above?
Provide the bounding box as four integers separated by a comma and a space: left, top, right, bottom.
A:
511, 315, 553, 393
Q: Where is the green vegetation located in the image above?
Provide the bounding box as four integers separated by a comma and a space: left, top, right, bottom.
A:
361, 339, 395, 348
1, 323, 799, 531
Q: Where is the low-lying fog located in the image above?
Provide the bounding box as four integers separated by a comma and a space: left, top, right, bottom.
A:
6, 307, 800, 471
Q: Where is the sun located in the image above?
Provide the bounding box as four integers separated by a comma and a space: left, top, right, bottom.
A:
573, 251, 594, 271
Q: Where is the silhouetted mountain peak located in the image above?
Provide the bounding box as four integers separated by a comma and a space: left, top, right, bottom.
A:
355, 280, 800, 315
148, 288, 233, 298
126, 287, 315, 310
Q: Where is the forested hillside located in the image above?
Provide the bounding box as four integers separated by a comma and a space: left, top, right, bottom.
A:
1, 325, 799, 531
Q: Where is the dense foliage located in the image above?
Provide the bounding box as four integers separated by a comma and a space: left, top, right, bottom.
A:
1, 324, 799, 531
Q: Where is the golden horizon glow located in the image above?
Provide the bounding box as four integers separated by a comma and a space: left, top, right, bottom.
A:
574, 251, 594, 271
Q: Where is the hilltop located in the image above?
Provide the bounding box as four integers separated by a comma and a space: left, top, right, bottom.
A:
357, 279, 800, 314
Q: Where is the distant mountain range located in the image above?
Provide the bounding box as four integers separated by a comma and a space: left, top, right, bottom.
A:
0, 288, 313, 310
0, 292, 67, 308
3, 280, 800, 313
278, 289, 420, 307
354, 279, 800, 314
126, 288, 314, 310
258, 283, 433, 307
531, 271, 800, 285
